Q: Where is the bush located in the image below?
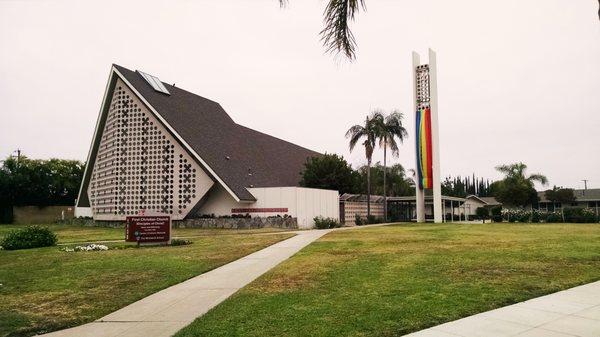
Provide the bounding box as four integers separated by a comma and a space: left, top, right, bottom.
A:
355, 214, 365, 226
476, 207, 489, 222
490, 206, 502, 222
366, 215, 383, 224
0, 225, 57, 250
530, 210, 542, 223
516, 210, 531, 222
563, 207, 597, 223
546, 211, 563, 223
170, 239, 192, 246
314, 216, 340, 229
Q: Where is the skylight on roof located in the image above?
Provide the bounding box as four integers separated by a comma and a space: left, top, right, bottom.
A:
138, 70, 170, 95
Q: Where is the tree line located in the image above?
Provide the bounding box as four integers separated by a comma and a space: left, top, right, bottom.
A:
300, 153, 414, 198
442, 175, 493, 198
0, 155, 84, 208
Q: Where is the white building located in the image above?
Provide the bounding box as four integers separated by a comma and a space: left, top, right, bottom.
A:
75, 65, 338, 228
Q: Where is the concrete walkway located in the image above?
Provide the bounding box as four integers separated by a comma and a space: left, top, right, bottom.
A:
405, 281, 600, 337
42, 229, 334, 337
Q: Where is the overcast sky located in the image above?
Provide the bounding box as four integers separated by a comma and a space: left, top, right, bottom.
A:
1, 0, 599, 189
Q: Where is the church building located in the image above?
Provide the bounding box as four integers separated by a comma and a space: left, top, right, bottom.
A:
75, 65, 339, 228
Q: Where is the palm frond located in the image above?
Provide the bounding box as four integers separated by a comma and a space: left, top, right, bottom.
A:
373, 109, 407, 157
495, 164, 514, 176
320, 0, 366, 60
528, 173, 548, 185
345, 124, 366, 152
363, 139, 374, 162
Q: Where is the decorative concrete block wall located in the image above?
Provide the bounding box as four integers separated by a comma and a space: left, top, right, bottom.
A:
174, 217, 298, 229
340, 201, 385, 225
88, 79, 213, 221
88, 217, 298, 230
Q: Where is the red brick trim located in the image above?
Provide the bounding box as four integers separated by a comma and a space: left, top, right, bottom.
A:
231, 208, 288, 213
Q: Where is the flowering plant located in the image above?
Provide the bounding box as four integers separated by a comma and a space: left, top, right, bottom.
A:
62, 244, 109, 252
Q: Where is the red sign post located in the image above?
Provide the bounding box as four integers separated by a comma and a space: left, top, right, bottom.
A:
126, 216, 171, 245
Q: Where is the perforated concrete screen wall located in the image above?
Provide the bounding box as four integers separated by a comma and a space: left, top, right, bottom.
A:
88, 78, 214, 221
416, 64, 430, 107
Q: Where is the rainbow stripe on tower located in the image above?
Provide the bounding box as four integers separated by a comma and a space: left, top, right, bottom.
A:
415, 106, 433, 189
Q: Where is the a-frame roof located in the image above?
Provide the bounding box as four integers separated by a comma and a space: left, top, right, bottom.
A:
78, 64, 320, 206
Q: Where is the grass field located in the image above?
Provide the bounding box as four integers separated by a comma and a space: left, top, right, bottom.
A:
0, 224, 289, 244
176, 223, 600, 337
0, 225, 294, 337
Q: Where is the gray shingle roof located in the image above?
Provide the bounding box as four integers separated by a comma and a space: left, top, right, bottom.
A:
79, 65, 320, 206
538, 188, 600, 202
114, 65, 321, 201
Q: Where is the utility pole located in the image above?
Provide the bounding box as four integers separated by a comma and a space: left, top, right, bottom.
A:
582, 179, 588, 193
13, 149, 21, 163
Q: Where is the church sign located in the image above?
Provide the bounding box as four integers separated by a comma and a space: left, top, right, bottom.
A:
126, 215, 171, 244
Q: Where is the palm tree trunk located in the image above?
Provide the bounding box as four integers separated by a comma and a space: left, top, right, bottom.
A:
367, 159, 371, 218
383, 143, 387, 222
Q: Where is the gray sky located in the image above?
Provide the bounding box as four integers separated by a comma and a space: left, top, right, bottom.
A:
1, 0, 599, 189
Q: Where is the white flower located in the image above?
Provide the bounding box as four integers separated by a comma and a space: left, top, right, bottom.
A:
70, 244, 109, 252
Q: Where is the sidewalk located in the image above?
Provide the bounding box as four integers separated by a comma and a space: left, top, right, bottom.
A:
405, 281, 600, 337
42, 229, 334, 337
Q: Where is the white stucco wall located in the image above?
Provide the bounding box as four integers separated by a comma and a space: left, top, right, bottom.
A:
75, 207, 93, 218
463, 198, 486, 216
196, 186, 339, 229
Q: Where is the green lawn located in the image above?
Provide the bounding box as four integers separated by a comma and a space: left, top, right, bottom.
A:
0, 224, 289, 244
0, 226, 294, 337
176, 223, 600, 337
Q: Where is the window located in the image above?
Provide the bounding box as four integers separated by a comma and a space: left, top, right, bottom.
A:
138, 71, 170, 95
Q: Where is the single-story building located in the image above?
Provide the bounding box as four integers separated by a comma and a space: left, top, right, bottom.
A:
463, 195, 502, 216
75, 65, 338, 229
340, 193, 470, 223
387, 195, 469, 222
536, 188, 600, 214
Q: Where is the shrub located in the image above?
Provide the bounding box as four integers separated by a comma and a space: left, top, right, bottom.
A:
502, 209, 517, 222
476, 207, 489, 222
546, 211, 563, 223
170, 239, 192, 246
530, 210, 541, 223
516, 210, 531, 222
490, 206, 502, 222
563, 207, 597, 223
314, 216, 340, 229
366, 215, 383, 224
0, 225, 57, 250
355, 214, 364, 226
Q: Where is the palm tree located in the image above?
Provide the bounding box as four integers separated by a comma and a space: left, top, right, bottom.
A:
346, 112, 381, 217
373, 110, 408, 222
280, 1, 600, 60
495, 162, 548, 186
280, 0, 365, 59
494, 162, 548, 208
